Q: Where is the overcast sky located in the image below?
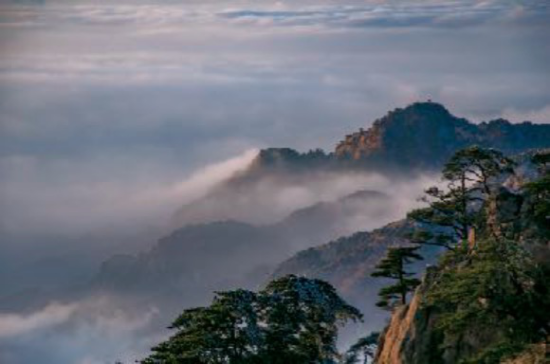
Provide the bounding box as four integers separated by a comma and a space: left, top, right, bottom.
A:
0, 0, 549, 238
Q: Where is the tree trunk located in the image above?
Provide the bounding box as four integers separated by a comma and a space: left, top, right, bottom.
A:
399, 259, 406, 305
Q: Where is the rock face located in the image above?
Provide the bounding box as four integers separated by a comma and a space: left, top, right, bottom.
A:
502, 345, 548, 364
375, 282, 425, 364
335, 102, 468, 170
374, 269, 443, 364
374, 154, 549, 364
375, 271, 547, 364
374, 268, 520, 364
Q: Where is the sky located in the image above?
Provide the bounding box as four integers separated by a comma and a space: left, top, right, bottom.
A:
0, 1, 549, 362
0, 0, 549, 240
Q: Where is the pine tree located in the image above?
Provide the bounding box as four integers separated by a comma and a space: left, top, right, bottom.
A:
343, 332, 379, 364
142, 289, 260, 364
524, 151, 550, 238
426, 236, 550, 363
417, 150, 550, 363
408, 146, 515, 250
142, 275, 362, 364
259, 275, 362, 363
371, 246, 423, 309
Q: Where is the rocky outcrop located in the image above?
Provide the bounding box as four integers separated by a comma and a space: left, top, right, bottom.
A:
374, 269, 458, 364
376, 275, 548, 364
334, 101, 550, 171
374, 155, 550, 364
226, 102, 550, 177
375, 275, 437, 364
248, 148, 331, 172
375, 292, 418, 364
502, 344, 547, 364
374, 278, 532, 364
335, 101, 473, 170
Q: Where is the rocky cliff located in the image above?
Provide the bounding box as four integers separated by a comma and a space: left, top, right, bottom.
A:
376, 268, 548, 364
375, 270, 439, 364
374, 151, 550, 364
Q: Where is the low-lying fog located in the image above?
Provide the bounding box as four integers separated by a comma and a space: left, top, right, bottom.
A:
0, 148, 438, 363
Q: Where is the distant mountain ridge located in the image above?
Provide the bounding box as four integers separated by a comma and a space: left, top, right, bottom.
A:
249, 102, 550, 173
173, 101, 549, 227
271, 219, 440, 331
94, 190, 393, 302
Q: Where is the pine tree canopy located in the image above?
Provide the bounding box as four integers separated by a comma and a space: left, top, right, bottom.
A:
142, 275, 362, 364
371, 246, 423, 309
408, 146, 516, 250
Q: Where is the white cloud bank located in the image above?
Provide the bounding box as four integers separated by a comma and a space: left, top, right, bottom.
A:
172, 148, 259, 204
501, 104, 550, 124
0, 296, 162, 364
0, 1, 546, 30
0, 302, 77, 338
0, 148, 259, 236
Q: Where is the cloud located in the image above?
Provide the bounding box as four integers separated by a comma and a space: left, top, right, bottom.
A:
0, 168, 441, 363
0, 296, 162, 364
172, 148, 258, 204
0, 148, 258, 236
0, 1, 547, 31
0, 296, 160, 362
501, 104, 550, 124
174, 166, 440, 229
0, 302, 77, 338
217, 2, 548, 29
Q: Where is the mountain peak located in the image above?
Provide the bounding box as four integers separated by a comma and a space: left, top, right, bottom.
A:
334, 101, 549, 170
248, 147, 330, 172
402, 100, 450, 114
241, 102, 549, 176
376, 101, 455, 129
253, 148, 305, 166
334, 101, 468, 168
